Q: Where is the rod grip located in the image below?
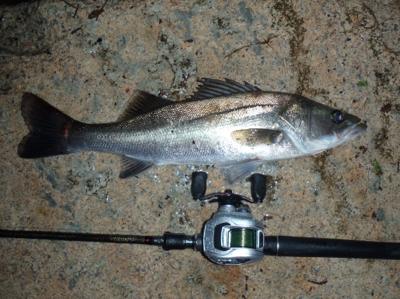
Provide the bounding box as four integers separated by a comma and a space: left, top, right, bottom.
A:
264, 236, 400, 260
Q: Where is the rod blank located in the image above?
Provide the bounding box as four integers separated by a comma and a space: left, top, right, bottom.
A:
0, 229, 197, 250
0, 229, 163, 245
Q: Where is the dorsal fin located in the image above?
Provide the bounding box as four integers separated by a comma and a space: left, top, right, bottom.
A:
118, 90, 173, 121
190, 78, 262, 100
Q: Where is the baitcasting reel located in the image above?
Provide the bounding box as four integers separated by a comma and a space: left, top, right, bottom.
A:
191, 171, 266, 264
0, 172, 399, 265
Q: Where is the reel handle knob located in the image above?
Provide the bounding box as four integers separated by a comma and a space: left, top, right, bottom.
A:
191, 171, 208, 200
247, 173, 267, 203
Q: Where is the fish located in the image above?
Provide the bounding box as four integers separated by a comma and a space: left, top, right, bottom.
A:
18, 78, 367, 182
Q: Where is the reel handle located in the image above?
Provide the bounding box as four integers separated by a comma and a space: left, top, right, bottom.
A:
191, 171, 268, 203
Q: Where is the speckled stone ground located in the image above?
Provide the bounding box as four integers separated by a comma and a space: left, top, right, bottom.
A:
0, 1, 399, 298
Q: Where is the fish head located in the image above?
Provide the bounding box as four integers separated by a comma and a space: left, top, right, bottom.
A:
279, 96, 367, 154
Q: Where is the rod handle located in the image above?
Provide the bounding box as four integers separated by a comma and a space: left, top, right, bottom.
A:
264, 236, 400, 260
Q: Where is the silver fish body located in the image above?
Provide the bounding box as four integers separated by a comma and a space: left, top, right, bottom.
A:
18, 78, 366, 179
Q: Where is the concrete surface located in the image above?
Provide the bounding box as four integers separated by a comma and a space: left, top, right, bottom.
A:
0, 0, 399, 298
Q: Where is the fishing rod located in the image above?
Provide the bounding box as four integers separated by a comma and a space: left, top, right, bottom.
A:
1, 172, 399, 265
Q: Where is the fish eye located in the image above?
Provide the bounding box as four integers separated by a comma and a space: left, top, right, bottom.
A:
331, 110, 344, 124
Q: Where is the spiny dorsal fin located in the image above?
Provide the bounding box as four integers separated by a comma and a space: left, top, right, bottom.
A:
231, 128, 283, 146
119, 155, 153, 178
190, 78, 262, 100
118, 91, 173, 121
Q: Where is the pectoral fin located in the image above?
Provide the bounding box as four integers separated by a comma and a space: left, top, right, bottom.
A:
119, 156, 153, 178
231, 129, 283, 146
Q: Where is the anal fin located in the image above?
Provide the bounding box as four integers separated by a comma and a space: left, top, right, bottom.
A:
119, 156, 153, 178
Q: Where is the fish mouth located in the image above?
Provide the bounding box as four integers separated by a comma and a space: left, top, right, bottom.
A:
341, 121, 367, 140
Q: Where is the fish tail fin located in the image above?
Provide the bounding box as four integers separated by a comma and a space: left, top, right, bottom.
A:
18, 93, 78, 158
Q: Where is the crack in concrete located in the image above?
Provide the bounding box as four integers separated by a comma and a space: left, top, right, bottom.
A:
272, 0, 311, 95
